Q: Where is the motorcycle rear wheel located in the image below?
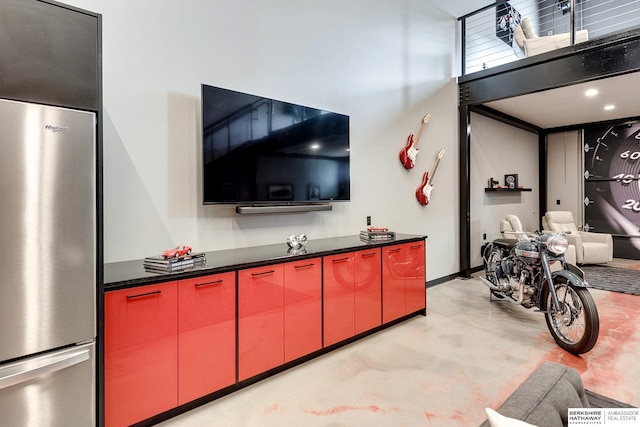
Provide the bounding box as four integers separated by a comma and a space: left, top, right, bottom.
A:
543, 277, 599, 354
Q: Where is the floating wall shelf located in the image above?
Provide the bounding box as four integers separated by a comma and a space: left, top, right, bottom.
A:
484, 188, 532, 192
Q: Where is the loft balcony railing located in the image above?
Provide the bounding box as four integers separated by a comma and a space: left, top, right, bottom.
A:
459, 0, 640, 75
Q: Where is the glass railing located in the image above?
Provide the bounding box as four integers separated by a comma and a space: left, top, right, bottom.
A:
460, 0, 640, 75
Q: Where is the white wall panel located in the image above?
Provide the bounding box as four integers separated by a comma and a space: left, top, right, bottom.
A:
470, 112, 540, 268
546, 131, 582, 223
62, 0, 461, 281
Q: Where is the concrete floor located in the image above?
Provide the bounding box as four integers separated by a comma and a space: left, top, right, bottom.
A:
158, 274, 640, 427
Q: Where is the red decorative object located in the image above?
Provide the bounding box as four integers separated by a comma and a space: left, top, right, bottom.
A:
399, 114, 431, 169
416, 149, 445, 206
162, 245, 192, 259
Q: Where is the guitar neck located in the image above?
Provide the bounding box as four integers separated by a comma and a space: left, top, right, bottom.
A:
412, 114, 431, 148
413, 124, 427, 146
429, 159, 441, 183
428, 149, 445, 184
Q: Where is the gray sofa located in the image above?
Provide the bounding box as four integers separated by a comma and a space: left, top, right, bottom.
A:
480, 362, 590, 427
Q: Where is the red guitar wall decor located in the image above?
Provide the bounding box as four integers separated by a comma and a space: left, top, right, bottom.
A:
399, 113, 431, 169
416, 149, 445, 206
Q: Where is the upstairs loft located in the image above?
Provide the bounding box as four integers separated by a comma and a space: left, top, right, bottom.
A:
460, 0, 640, 75
458, 0, 640, 120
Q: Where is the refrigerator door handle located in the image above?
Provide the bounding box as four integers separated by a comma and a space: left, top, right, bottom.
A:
0, 346, 91, 390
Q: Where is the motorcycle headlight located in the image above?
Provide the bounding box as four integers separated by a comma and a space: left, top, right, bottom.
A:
546, 234, 568, 255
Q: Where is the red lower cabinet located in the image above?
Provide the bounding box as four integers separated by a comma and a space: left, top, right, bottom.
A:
324, 249, 382, 346
284, 258, 322, 362
405, 241, 426, 313
382, 241, 426, 323
103, 238, 425, 425
382, 246, 407, 323
104, 282, 178, 427
323, 253, 356, 346
238, 264, 285, 381
354, 249, 382, 334
178, 272, 236, 405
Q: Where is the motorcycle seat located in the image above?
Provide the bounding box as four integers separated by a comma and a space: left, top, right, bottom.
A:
493, 238, 518, 249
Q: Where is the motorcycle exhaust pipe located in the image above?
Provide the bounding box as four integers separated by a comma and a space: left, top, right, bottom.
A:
479, 275, 526, 305
479, 276, 501, 291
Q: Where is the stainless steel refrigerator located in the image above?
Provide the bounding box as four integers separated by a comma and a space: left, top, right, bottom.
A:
0, 98, 96, 426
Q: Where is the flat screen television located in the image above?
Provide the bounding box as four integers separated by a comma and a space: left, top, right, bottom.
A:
201, 84, 350, 208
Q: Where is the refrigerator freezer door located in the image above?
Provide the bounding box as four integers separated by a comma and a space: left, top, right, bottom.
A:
0, 99, 96, 362
0, 342, 95, 427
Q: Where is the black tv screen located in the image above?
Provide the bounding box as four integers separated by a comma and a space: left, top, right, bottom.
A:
202, 84, 350, 205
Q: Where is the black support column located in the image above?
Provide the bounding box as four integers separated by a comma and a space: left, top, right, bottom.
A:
458, 104, 471, 278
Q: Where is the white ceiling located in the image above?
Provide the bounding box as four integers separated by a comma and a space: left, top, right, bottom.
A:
426, 0, 491, 18
484, 72, 640, 129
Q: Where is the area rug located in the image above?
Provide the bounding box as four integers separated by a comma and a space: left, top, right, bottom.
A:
580, 265, 640, 296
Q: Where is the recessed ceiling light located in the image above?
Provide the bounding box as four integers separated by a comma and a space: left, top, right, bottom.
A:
604, 105, 616, 111
585, 89, 598, 97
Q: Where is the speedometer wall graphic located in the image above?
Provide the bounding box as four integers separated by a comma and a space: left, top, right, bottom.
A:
584, 122, 640, 259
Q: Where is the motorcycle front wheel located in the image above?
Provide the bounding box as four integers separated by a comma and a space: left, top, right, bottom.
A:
542, 276, 600, 354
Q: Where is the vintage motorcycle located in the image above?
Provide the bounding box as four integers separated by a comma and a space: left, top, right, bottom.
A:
481, 231, 600, 354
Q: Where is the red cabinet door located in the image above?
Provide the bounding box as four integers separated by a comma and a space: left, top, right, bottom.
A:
382, 241, 427, 323
382, 245, 407, 323
178, 272, 236, 405
284, 258, 322, 362
405, 241, 426, 314
354, 249, 382, 334
104, 282, 178, 427
238, 264, 284, 381
323, 253, 355, 346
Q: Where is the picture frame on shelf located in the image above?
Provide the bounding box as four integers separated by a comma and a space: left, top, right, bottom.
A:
504, 174, 519, 189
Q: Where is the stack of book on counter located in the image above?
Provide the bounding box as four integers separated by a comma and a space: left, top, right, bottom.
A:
360, 228, 396, 242
144, 253, 206, 273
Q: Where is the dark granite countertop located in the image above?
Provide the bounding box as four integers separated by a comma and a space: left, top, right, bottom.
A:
103, 233, 426, 291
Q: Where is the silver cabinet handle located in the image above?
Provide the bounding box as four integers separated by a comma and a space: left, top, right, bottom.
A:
0, 345, 91, 390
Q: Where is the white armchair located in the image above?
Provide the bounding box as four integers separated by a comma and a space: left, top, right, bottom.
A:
543, 211, 613, 265
500, 214, 524, 239
513, 17, 588, 57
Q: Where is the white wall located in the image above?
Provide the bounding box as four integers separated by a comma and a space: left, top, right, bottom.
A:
546, 130, 582, 223
470, 112, 540, 268
63, 0, 461, 281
